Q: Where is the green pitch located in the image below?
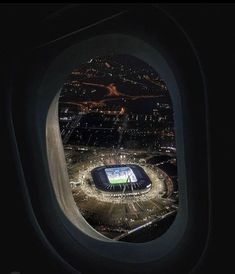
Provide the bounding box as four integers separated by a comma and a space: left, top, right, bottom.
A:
109, 178, 129, 185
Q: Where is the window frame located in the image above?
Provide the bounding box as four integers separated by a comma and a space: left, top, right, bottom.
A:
11, 6, 210, 274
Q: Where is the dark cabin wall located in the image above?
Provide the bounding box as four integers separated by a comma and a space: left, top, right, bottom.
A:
1, 4, 234, 274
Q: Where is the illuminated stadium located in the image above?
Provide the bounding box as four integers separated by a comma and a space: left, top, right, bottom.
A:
91, 164, 152, 194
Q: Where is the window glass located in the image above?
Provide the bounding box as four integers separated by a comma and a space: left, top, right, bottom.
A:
59, 54, 178, 242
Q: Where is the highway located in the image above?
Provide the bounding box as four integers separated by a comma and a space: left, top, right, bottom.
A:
113, 209, 177, 241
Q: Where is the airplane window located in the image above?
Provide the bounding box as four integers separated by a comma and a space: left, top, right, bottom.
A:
58, 54, 178, 243
8, 4, 210, 272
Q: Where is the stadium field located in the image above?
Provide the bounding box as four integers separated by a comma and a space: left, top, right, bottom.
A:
105, 167, 137, 185
108, 178, 129, 184
91, 164, 152, 192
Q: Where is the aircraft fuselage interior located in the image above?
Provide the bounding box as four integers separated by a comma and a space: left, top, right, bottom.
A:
2, 3, 234, 274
